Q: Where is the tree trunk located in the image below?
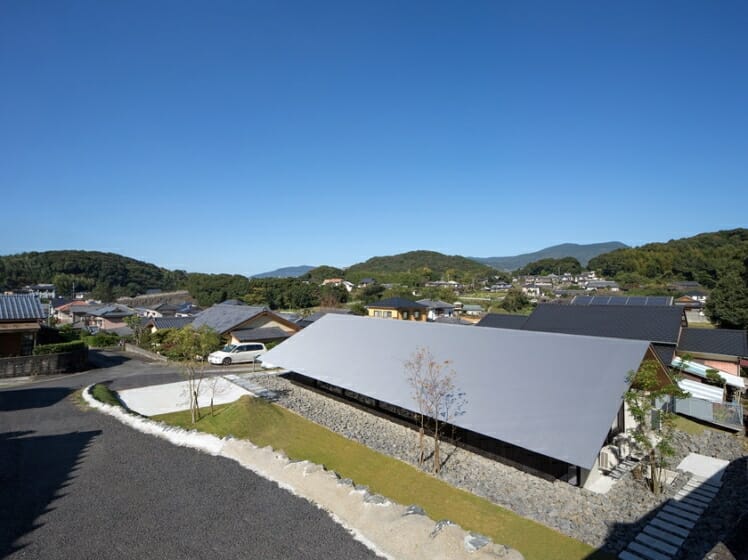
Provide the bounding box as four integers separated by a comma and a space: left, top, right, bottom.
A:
433, 418, 440, 474
649, 450, 661, 495
418, 426, 425, 467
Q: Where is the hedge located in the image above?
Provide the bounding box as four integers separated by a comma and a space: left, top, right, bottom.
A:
33, 340, 87, 355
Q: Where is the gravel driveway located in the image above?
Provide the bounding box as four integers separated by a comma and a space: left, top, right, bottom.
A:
0, 352, 380, 560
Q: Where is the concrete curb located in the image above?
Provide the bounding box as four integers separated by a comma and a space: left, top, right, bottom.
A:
83, 385, 523, 560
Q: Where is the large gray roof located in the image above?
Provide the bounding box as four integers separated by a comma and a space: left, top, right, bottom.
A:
0, 294, 46, 321
191, 304, 267, 334
262, 315, 650, 470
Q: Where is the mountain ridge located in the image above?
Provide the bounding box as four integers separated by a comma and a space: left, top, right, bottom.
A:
470, 241, 629, 271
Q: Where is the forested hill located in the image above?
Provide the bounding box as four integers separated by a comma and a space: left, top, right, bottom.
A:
0, 250, 185, 298
588, 229, 748, 288
341, 250, 498, 284
472, 241, 628, 271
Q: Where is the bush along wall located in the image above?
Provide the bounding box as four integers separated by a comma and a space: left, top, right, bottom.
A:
33, 340, 87, 355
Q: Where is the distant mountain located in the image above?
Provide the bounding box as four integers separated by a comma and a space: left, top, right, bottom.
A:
472, 242, 629, 271
0, 250, 182, 297
588, 228, 748, 288
252, 265, 315, 278
343, 250, 497, 284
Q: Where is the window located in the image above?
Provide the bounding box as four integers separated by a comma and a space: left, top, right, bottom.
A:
402, 311, 409, 320
374, 310, 382, 317
414, 311, 420, 319
384, 311, 392, 318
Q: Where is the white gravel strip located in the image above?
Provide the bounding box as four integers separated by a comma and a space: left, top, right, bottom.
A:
117, 377, 252, 416
83, 385, 523, 560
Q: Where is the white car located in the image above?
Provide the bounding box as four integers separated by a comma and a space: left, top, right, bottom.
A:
208, 343, 266, 365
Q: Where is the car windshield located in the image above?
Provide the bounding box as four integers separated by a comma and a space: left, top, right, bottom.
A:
221, 344, 237, 352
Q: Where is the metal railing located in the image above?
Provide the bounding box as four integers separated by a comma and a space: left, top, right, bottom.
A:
675, 396, 744, 430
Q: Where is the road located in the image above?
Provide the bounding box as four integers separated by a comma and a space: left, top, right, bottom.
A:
0, 351, 380, 559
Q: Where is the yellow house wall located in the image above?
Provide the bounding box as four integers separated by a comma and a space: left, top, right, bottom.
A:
366, 308, 426, 321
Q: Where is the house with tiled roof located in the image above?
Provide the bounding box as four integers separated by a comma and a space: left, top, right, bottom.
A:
192, 303, 301, 341
477, 303, 685, 366
365, 298, 427, 321
677, 327, 748, 376
0, 294, 47, 356
415, 299, 455, 321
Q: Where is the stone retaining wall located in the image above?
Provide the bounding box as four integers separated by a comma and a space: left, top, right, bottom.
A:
0, 348, 89, 378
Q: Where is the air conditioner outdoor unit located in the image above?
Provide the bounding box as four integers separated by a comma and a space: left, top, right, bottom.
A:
598, 446, 619, 472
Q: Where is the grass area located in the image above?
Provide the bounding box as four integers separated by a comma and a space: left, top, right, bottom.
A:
673, 414, 711, 436
90, 383, 125, 407
674, 413, 742, 437
154, 396, 602, 560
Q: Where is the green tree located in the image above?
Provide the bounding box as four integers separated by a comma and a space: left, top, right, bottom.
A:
124, 314, 144, 346
501, 289, 529, 313
92, 281, 114, 302
705, 262, 748, 329
163, 326, 221, 423
624, 360, 687, 495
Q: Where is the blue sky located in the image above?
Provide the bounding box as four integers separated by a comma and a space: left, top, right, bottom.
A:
1, 1, 746, 275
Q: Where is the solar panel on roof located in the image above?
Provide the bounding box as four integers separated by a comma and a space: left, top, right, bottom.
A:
627, 296, 646, 305
570, 296, 593, 305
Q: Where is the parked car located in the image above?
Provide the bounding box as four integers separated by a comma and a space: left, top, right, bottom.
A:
208, 343, 266, 365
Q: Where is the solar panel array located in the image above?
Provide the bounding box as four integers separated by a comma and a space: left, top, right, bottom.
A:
571, 295, 673, 306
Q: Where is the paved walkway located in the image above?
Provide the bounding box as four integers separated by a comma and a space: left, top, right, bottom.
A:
618, 470, 723, 560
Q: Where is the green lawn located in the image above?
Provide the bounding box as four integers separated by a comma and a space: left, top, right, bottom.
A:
154, 396, 604, 560
90, 383, 125, 407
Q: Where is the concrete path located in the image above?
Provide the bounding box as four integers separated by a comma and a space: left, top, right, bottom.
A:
618, 473, 722, 560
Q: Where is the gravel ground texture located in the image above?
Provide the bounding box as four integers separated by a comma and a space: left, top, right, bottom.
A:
0, 354, 381, 560
251, 373, 747, 557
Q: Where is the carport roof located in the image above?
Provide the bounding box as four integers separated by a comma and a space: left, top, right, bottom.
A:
262, 315, 651, 470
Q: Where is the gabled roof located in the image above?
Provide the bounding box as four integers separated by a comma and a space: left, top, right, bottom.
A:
145, 316, 195, 330
88, 304, 135, 318
415, 299, 455, 310
365, 297, 427, 310
191, 304, 268, 335
296, 308, 353, 328
232, 327, 293, 342
476, 313, 528, 329
571, 295, 674, 306
0, 294, 46, 321
262, 315, 651, 470
678, 327, 748, 358
522, 304, 683, 345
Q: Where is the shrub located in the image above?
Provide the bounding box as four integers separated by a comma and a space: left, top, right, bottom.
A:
33, 340, 87, 355
83, 332, 121, 348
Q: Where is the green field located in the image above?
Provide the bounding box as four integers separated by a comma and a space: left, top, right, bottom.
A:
154, 396, 605, 560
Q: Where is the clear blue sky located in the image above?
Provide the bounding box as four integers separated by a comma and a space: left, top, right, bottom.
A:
1, 1, 746, 275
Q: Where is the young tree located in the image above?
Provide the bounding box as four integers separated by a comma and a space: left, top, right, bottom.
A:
124, 314, 144, 346
163, 325, 221, 423
625, 360, 687, 495
404, 346, 467, 474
